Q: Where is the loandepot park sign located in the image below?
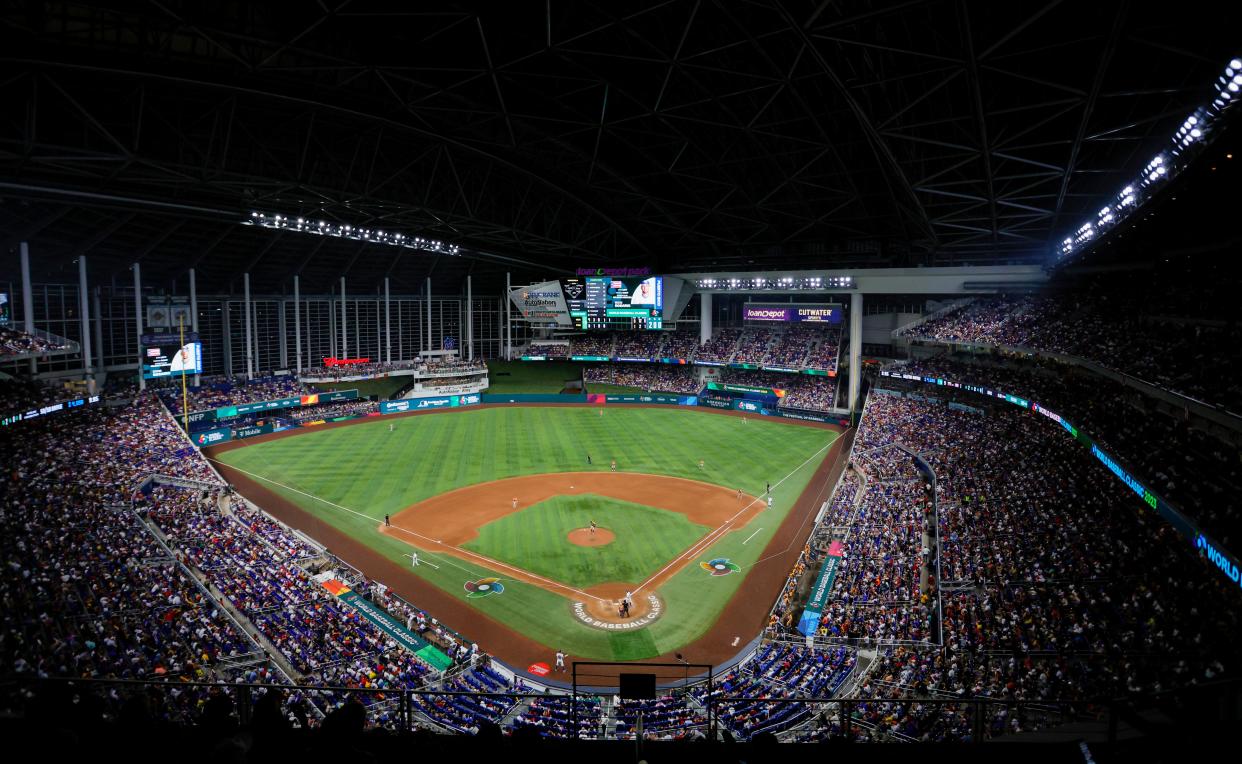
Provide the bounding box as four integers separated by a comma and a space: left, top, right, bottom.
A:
571, 594, 663, 631
576, 266, 652, 277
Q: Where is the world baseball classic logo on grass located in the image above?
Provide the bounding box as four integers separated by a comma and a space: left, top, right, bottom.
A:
700, 557, 741, 576
464, 577, 505, 598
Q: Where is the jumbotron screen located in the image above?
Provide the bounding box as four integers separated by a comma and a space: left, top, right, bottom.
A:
142, 340, 203, 379
563, 276, 663, 330
0, 292, 9, 325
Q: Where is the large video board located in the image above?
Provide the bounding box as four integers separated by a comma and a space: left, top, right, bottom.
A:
141, 332, 203, 380
563, 276, 663, 330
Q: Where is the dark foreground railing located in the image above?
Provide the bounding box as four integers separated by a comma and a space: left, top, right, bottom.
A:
6, 674, 1236, 746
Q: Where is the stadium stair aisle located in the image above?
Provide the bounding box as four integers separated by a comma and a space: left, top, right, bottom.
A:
138, 507, 307, 682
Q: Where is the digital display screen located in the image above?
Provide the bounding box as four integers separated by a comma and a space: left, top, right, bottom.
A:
743, 304, 842, 323
564, 276, 663, 330
143, 341, 203, 379
0, 292, 9, 325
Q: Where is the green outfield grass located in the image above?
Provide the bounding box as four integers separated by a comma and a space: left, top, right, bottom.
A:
462, 494, 710, 589
213, 405, 837, 661
485, 360, 582, 393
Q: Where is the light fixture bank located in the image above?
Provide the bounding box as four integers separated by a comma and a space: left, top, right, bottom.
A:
243, 211, 461, 256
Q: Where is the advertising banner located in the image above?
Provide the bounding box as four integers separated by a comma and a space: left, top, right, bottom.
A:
381, 393, 480, 414
186, 409, 216, 424
319, 580, 452, 671
480, 393, 589, 404
2, 393, 102, 427
192, 427, 232, 447
615, 357, 656, 363
732, 399, 767, 413
604, 393, 682, 405
509, 279, 573, 327
775, 410, 833, 424
234, 422, 276, 440
798, 540, 844, 636
743, 304, 843, 324
707, 381, 786, 398
570, 355, 611, 362
700, 397, 733, 409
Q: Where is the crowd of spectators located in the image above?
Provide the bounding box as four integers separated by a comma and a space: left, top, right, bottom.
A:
733, 328, 776, 365
0, 377, 89, 413
660, 330, 700, 360
8, 342, 1238, 743
163, 375, 309, 415
612, 331, 665, 358
719, 369, 837, 412
525, 342, 569, 359
760, 326, 813, 367
567, 334, 614, 357
894, 355, 1242, 549
0, 397, 259, 688
900, 293, 1242, 413
694, 328, 743, 364
0, 382, 507, 733
299, 360, 422, 380
798, 389, 1241, 740
0, 325, 71, 357
287, 400, 379, 423
804, 327, 842, 373
583, 365, 702, 394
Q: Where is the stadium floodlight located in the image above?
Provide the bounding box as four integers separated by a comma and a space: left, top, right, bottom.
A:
244, 211, 461, 256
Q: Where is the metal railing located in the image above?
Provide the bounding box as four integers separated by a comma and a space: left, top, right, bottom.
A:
6, 673, 1226, 744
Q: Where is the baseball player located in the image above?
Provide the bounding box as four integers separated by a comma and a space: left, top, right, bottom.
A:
589, 520, 598, 536
555, 649, 566, 672
512, 497, 518, 510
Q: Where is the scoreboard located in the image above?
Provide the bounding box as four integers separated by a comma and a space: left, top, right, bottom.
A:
141, 332, 203, 379
564, 276, 663, 330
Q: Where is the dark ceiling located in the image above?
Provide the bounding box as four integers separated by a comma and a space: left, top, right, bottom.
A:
0, 1, 1238, 294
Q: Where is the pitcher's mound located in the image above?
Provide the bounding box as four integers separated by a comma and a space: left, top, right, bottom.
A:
568, 528, 615, 547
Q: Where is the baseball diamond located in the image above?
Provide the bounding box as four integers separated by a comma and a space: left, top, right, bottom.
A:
209, 404, 845, 667
7, 7, 1242, 753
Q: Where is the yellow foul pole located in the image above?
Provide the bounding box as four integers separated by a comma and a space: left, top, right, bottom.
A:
180, 314, 190, 432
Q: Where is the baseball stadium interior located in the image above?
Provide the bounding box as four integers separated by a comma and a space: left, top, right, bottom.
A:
2, 3, 1241, 762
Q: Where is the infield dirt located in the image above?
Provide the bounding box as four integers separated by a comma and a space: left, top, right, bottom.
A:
209, 404, 853, 682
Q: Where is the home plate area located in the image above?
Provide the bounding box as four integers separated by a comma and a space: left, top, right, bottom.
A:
382, 472, 761, 633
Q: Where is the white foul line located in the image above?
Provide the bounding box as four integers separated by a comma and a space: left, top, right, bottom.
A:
742, 527, 764, 545
208, 457, 597, 599
631, 437, 839, 597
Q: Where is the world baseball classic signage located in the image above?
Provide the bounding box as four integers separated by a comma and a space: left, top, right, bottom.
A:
571, 594, 663, 630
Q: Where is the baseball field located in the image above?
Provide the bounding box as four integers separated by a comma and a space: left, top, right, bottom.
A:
208, 405, 844, 669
